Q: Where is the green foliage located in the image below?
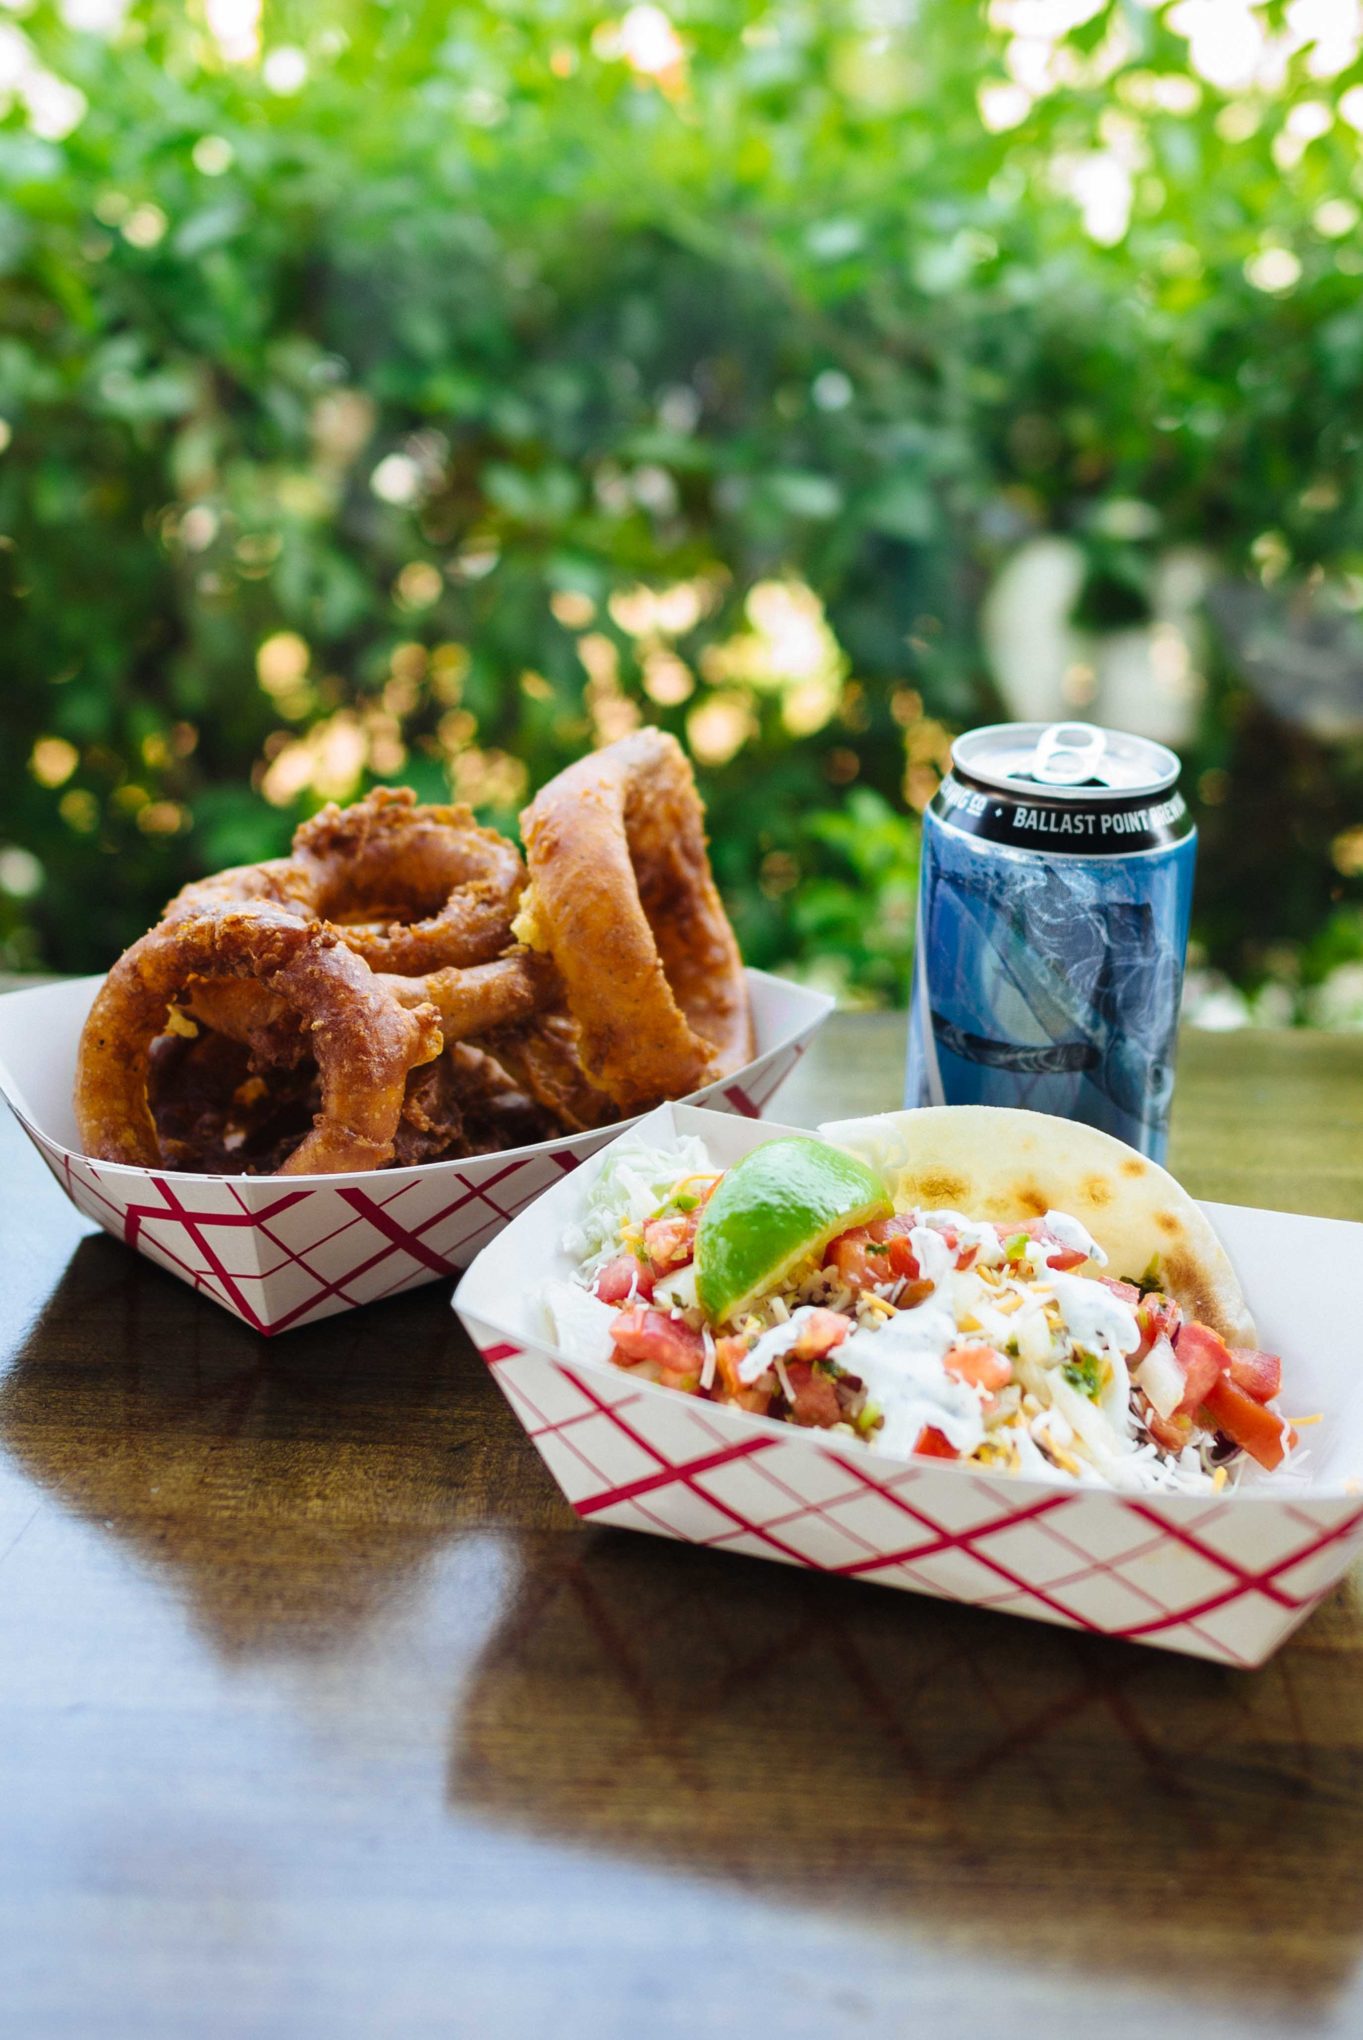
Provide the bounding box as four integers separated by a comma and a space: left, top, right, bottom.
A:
2, 0, 1362, 1010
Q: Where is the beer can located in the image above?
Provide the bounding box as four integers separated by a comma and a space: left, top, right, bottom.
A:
906, 720, 1197, 1161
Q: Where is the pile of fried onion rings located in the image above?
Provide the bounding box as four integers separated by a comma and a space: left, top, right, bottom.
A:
74, 731, 755, 1175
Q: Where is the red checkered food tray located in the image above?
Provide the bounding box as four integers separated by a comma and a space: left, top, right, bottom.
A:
454, 1102, 1363, 1668
0, 971, 830, 1335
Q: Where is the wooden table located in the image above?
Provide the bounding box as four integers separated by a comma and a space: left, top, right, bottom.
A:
3, 1014, 1363, 2040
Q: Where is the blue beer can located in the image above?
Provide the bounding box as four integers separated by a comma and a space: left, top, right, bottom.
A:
906, 721, 1196, 1161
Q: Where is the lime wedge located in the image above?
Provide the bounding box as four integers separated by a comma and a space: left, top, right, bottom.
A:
695, 1136, 892, 1324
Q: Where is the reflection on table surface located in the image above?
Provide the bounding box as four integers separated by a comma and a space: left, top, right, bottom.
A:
454, 1527, 1363, 2016
3, 1019, 1363, 2038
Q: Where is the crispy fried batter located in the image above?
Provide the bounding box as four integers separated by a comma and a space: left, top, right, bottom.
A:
76, 741, 753, 1175
518, 729, 754, 1111
75, 904, 443, 1173
292, 788, 526, 973
163, 788, 527, 976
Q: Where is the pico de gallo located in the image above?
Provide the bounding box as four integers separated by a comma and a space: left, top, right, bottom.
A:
545, 1136, 1298, 1494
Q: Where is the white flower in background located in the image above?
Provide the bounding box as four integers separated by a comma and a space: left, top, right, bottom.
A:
1167, 0, 1270, 93
1181, 970, 1250, 1031
205, 0, 261, 66
1245, 246, 1302, 294
263, 46, 308, 95
58, 0, 130, 31
370, 453, 422, 506
23, 70, 85, 140
0, 847, 43, 900
812, 369, 853, 412
978, 80, 1032, 132
0, 24, 87, 140
121, 203, 167, 248
981, 537, 1209, 748
1287, 0, 1362, 80
1052, 149, 1132, 245
192, 135, 235, 176
597, 5, 686, 78
1308, 965, 1363, 1031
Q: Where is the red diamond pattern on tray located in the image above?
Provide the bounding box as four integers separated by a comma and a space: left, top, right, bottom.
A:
9, 997, 820, 1333
25, 1122, 587, 1335
473, 1333, 1363, 1667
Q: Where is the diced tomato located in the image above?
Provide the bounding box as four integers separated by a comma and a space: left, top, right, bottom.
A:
995, 1218, 1088, 1271
943, 1343, 1013, 1395
825, 1232, 880, 1290
1228, 1347, 1283, 1404
1173, 1319, 1233, 1413
609, 1307, 705, 1385
593, 1253, 654, 1305
640, 1212, 697, 1272
713, 1334, 773, 1414
884, 1236, 923, 1279
913, 1425, 960, 1460
1199, 1373, 1291, 1470
826, 1214, 921, 1293
789, 1307, 852, 1362
1100, 1276, 1141, 1308
782, 1358, 844, 1430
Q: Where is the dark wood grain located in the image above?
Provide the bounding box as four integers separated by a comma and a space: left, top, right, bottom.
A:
2, 1012, 1363, 2040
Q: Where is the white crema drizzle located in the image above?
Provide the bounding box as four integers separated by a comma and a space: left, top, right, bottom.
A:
1041, 1208, 1108, 1266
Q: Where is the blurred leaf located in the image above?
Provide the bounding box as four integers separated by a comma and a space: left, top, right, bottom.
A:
0, 0, 1358, 1012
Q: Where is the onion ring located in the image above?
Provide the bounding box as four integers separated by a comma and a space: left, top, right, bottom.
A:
293, 788, 525, 973
74, 904, 443, 1174
179, 978, 313, 1069
517, 729, 753, 1111
381, 951, 557, 1039
163, 789, 526, 976
187, 952, 555, 1060
158, 946, 557, 1173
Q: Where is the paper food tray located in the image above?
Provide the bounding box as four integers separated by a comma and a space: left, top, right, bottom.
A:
0, 971, 831, 1336
454, 1102, 1363, 1669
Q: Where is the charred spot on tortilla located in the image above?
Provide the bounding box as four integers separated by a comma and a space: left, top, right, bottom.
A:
1015, 1181, 1048, 1218
1160, 1246, 1224, 1330
1120, 1157, 1147, 1178
1081, 1173, 1113, 1208
1153, 1209, 1182, 1237
1162, 1247, 1195, 1286
915, 1169, 969, 1206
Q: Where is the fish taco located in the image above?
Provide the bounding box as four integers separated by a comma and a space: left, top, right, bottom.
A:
542, 1106, 1296, 1494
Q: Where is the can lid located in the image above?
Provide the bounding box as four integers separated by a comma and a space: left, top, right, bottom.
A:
952, 721, 1181, 801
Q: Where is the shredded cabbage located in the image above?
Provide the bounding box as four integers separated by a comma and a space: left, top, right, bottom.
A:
560, 1133, 714, 1281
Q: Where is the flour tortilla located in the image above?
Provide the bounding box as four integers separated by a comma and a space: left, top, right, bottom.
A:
816, 1106, 1255, 1347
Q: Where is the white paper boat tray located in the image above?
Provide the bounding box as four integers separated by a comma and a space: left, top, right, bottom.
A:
0, 970, 831, 1335
455, 1102, 1363, 1669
